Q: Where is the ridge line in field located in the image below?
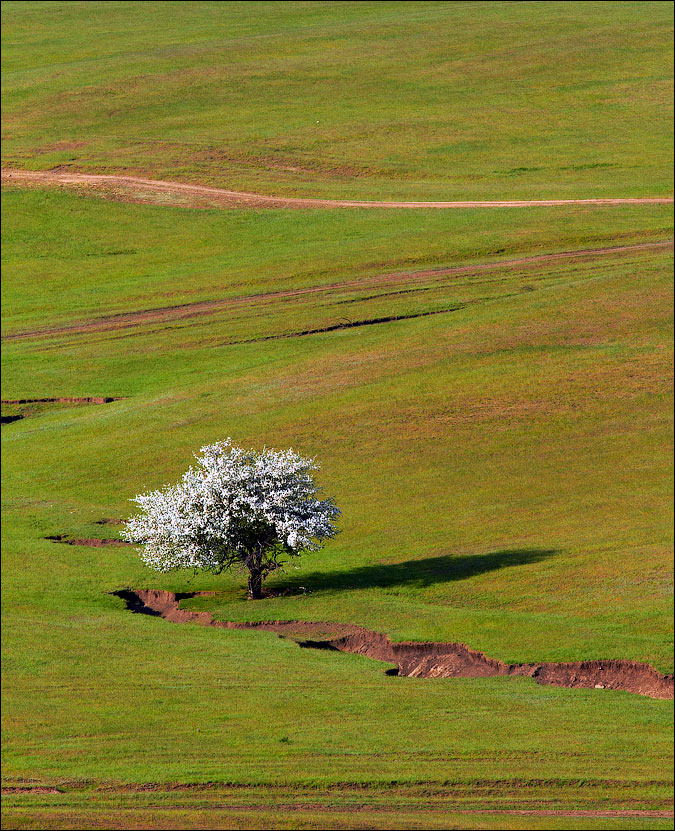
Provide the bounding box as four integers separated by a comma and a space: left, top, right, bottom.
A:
3, 240, 672, 342
2, 168, 673, 209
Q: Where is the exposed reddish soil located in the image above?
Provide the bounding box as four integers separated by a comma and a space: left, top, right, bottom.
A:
3, 240, 671, 342
115, 590, 673, 699
47, 535, 133, 547
1, 397, 123, 404
1, 787, 62, 795
3, 168, 673, 209
1, 397, 124, 425
79, 778, 675, 792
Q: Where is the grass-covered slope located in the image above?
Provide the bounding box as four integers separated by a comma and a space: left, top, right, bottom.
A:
1, 2, 673, 828
2, 188, 674, 336
2, 1, 673, 200
2, 191, 673, 803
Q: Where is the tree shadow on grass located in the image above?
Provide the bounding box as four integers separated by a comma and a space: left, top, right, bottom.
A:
276, 548, 559, 594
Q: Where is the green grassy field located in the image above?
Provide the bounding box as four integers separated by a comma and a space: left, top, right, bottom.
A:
2, 188, 673, 828
2, 2, 673, 829
2, 1, 673, 200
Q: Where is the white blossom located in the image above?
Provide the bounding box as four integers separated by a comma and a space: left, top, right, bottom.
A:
122, 439, 340, 597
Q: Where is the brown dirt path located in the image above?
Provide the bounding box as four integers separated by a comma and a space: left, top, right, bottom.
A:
2, 168, 673, 209
3, 240, 671, 342
114, 590, 674, 699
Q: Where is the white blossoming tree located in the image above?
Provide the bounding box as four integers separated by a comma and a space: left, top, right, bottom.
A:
122, 439, 340, 599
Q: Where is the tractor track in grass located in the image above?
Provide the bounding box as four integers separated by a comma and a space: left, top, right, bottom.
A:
3, 240, 672, 343
1, 787, 671, 818
114, 590, 674, 699
0, 801, 671, 819
3, 779, 672, 818
4, 779, 671, 817
3, 168, 674, 209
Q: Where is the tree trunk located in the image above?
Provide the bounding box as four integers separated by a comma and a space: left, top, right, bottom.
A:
247, 568, 263, 600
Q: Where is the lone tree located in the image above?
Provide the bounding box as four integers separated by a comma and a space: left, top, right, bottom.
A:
122, 439, 340, 599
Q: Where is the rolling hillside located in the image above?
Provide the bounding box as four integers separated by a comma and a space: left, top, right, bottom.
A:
2, 2, 673, 829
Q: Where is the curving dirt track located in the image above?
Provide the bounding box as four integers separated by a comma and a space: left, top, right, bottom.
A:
3, 240, 671, 343
115, 590, 674, 699
2, 168, 673, 209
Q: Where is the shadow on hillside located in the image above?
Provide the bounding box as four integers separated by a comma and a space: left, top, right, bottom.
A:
277, 548, 558, 594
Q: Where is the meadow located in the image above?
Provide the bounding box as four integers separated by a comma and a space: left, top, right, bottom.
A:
2, 2, 674, 829
2, 1, 673, 200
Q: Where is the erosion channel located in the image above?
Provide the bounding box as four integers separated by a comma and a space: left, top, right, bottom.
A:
115, 590, 673, 699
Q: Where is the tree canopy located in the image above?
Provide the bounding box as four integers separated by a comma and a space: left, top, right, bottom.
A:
122, 439, 340, 598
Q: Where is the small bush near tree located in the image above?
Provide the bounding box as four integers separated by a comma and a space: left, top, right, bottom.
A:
122, 439, 340, 598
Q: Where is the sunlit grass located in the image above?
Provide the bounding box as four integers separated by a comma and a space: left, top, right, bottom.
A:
2, 1, 672, 200
1, 2, 673, 825
2, 190, 672, 802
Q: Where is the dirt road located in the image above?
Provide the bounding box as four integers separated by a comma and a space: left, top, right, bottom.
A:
2, 168, 673, 209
